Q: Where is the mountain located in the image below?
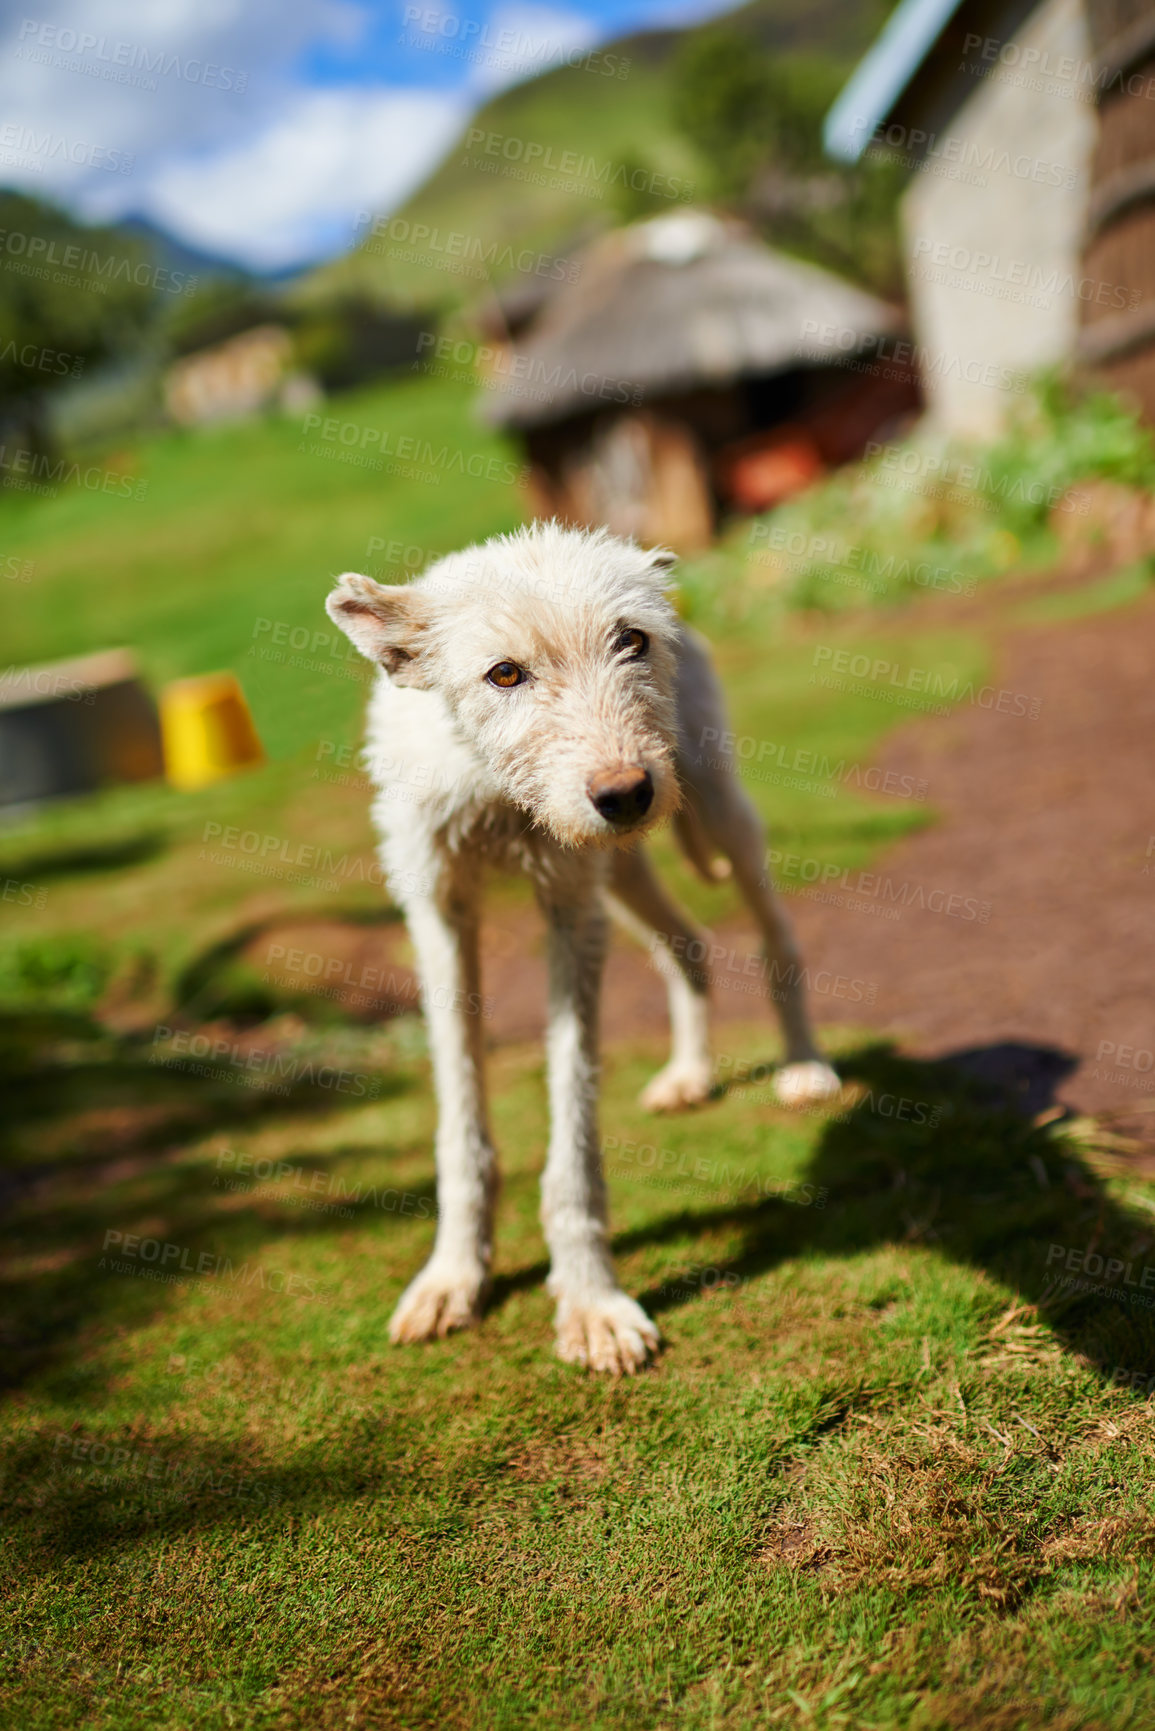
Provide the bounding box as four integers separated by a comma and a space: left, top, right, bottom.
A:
296, 0, 893, 312
116, 216, 257, 286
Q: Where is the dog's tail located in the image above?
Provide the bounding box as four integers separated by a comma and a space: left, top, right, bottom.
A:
672, 804, 732, 884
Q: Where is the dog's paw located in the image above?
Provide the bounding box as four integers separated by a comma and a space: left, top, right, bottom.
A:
774, 1059, 841, 1107
554, 1292, 660, 1375
640, 1059, 714, 1112
389, 1263, 487, 1344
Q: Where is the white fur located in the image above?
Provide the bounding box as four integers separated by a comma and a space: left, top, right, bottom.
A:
326, 522, 839, 1374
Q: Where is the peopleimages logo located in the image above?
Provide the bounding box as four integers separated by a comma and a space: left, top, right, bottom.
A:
766, 848, 991, 923
461, 128, 694, 203
0, 120, 133, 173
3, 876, 48, 908
214, 1149, 436, 1218
16, 20, 248, 91
298, 412, 527, 486
413, 331, 641, 408
911, 238, 1139, 310
883, 127, 1079, 187
1089, 1039, 1155, 1094
811, 646, 1042, 720
694, 727, 929, 802
149, 1026, 381, 1099
0, 665, 94, 704
1044, 1241, 1155, 1308
0, 340, 83, 378
51, 1433, 278, 1507
0, 226, 197, 295
747, 519, 978, 596
357, 216, 580, 284
604, 1134, 828, 1207
0, 444, 147, 500
400, 7, 631, 80
960, 29, 1155, 103
99, 1230, 332, 1303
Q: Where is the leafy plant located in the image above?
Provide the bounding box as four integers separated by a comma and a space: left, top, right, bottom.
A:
983, 371, 1155, 534
0, 934, 112, 1010
732, 375, 1155, 614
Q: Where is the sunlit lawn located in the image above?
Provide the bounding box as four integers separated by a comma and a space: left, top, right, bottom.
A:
5, 1013, 1155, 1728
4, 372, 1153, 1729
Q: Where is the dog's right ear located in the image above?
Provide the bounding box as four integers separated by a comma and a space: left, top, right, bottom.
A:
326, 573, 429, 686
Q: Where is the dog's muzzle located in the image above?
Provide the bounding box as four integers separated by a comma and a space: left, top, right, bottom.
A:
587, 768, 654, 828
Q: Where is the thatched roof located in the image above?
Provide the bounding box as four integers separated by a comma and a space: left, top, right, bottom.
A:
483, 212, 902, 430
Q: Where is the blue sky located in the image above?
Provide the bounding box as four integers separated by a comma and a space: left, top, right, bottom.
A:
0, 0, 738, 271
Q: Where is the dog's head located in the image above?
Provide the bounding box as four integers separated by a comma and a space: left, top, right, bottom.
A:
326, 522, 682, 848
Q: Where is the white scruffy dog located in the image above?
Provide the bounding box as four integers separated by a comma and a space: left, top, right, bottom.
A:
327, 522, 838, 1374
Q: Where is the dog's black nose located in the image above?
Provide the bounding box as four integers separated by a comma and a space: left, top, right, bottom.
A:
589, 768, 654, 825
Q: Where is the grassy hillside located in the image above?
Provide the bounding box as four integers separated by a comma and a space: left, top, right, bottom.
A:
300, 0, 895, 311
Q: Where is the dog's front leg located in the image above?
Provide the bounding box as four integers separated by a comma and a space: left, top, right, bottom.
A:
390, 862, 495, 1344
539, 881, 659, 1374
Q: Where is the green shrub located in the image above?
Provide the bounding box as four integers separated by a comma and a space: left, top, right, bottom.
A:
729, 375, 1155, 615
983, 372, 1155, 533
0, 934, 113, 1010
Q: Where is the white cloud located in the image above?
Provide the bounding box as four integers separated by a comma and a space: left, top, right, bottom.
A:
0, 0, 391, 264
140, 85, 470, 270
0, 0, 362, 179
0, 0, 715, 271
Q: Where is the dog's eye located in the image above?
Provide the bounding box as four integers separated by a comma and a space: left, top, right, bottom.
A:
614, 628, 648, 660
486, 661, 526, 689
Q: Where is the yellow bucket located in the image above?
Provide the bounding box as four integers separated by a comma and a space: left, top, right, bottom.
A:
160, 673, 264, 790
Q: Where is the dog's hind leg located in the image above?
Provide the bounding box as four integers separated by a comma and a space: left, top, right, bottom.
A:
388, 857, 497, 1344
673, 628, 838, 1104
685, 773, 840, 1107
606, 845, 714, 1111
538, 868, 659, 1374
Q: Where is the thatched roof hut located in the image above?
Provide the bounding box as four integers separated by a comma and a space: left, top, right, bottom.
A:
481, 213, 917, 549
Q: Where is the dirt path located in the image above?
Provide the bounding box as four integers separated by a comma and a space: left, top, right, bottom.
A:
475, 578, 1155, 1128
780, 586, 1155, 1122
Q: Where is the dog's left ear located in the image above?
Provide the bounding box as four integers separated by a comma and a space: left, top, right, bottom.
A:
647, 548, 677, 572
326, 572, 430, 686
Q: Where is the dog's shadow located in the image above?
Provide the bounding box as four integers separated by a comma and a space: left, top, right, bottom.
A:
497, 1041, 1155, 1389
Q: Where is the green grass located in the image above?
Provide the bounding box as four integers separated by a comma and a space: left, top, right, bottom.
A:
4, 1016, 1155, 1728
1010, 560, 1155, 626
4, 369, 1155, 1727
